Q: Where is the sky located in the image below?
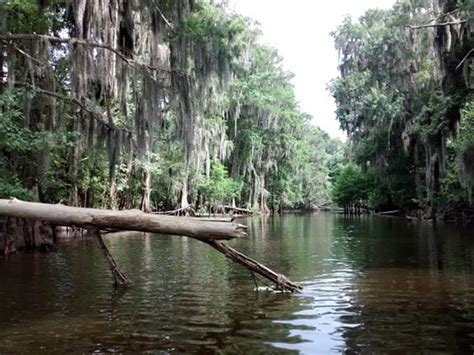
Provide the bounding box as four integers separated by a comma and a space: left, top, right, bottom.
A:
231, 0, 396, 140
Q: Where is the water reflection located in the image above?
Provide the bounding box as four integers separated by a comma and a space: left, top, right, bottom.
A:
0, 214, 473, 353
262, 215, 474, 354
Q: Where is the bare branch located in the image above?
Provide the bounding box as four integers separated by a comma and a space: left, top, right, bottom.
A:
405, 19, 467, 30
426, 9, 461, 24
0, 33, 173, 74
3, 81, 132, 134
455, 48, 474, 71
1, 40, 47, 67
154, 4, 174, 32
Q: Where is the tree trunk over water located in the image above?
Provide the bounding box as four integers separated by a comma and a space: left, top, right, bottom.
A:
0, 199, 246, 241
0, 199, 301, 292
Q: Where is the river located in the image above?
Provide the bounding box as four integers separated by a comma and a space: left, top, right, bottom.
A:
1, 213, 473, 353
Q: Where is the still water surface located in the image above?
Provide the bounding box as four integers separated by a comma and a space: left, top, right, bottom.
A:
1, 213, 474, 353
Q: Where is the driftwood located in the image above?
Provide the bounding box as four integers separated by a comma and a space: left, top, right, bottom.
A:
0, 199, 245, 241
223, 206, 253, 215
376, 209, 400, 216
88, 227, 130, 286
188, 217, 234, 223
0, 199, 301, 293
153, 205, 196, 216
205, 240, 302, 293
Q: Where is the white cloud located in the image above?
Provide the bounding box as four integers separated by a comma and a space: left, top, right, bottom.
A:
232, 0, 395, 140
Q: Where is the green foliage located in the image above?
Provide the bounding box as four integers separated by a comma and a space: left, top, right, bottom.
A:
0, 88, 82, 202
1, 0, 339, 213
226, 41, 337, 211
42, 130, 81, 203
0, 89, 47, 200
0, 159, 36, 201
0, 179, 36, 201
330, 0, 473, 217
332, 166, 369, 207
457, 101, 474, 157
4, 0, 66, 34
198, 161, 238, 205
456, 100, 474, 203
0, 89, 51, 154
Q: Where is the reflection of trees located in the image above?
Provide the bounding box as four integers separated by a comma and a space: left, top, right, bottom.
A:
3, 215, 474, 352
331, 218, 474, 353
239, 213, 338, 281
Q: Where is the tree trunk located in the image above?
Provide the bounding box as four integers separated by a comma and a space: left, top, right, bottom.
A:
414, 141, 424, 203
0, 199, 301, 293
0, 199, 246, 241
141, 169, 151, 212
109, 178, 118, 210
180, 174, 189, 209
0, 217, 55, 255
69, 116, 82, 207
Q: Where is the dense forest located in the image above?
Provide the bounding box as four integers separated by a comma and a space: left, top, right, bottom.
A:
330, 0, 473, 221
0, 0, 473, 222
0, 0, 342, 215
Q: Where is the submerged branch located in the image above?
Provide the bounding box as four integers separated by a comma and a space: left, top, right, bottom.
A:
88, 227, 131, 287
205, 240, 303, 293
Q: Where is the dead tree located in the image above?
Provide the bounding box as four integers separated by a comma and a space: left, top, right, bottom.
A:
0, 199, 302, 292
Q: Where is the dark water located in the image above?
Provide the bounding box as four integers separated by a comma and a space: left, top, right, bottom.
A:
1, 214, 474, 354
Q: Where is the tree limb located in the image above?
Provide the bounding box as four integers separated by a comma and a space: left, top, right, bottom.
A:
0, 199, 247, 241
0, 33, 173, 74
1, 40, 47, 67
405, 19, 467, 30
154, 4, 175, 32
2, 81, 132, 134
205, 240, 302, 293
0, 199, 302, 292
88, 227, 131, 287
455, 48, 474, 71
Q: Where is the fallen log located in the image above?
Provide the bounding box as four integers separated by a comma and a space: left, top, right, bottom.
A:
0, 199, 301, 293
223, 205, 253, 214
153, 205, 196, 216
376, 209, 400, 216
188, 217, 234, 223
0, 199, 245, 241
205, 240, 302, 293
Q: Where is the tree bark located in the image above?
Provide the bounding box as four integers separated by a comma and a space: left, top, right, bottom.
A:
0, 217, 55, 255
140, 169, 151, 213
376, 209, 400, 216
205, 240, 302, 293
0, 199, 301, 293
223, 206, 253, 215
180, 174, 189, 209
0, 199, 246, 241
88, 227, 130, 286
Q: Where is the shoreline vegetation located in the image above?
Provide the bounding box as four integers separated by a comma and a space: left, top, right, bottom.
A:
329, 1, 473, 224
